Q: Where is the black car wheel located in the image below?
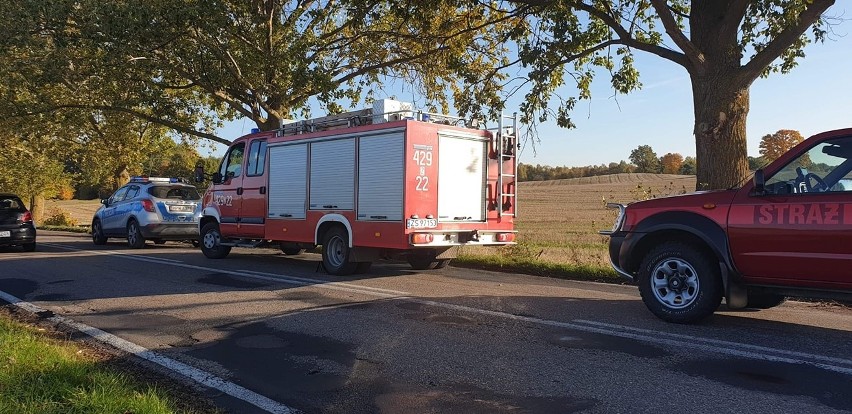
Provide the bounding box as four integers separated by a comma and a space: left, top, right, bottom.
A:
200, 222, 231, 259
126, 220, 146, 249
92, 219, 107, 245
637, 241, 722, 324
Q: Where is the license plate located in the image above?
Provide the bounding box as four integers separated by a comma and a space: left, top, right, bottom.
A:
168, 205, 193, 213
0, 231, 10, 238
406, 218, 437, 229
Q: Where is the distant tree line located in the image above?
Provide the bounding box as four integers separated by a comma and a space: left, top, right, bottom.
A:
518, 145, 696, 182
519, 129, 802, 182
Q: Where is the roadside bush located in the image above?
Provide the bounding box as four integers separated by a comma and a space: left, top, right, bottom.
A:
43, 209, 79, 227
57, 185, 75, 201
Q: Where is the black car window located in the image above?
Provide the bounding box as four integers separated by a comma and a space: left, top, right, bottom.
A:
0, 196, 24, 211
148, 186, 201, 200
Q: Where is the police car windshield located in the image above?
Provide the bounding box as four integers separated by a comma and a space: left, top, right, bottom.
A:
148, 186, 201, 200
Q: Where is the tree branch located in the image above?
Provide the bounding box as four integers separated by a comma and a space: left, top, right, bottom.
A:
648, 0, 704, 70
740, 0, 835, 83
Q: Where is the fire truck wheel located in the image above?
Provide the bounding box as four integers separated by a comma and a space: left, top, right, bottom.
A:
433, 259, 451, 269
407, 257, 439, 270
355, 262, 372, 274
200, 222, 231, 259
322, 227, 357, 275
279, 244, 305, 255
637, 241, 722, 324
126, 220, 146, 249
92, 219, 107, 245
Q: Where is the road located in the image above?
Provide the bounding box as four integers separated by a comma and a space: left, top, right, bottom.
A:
1, 231, 851, 413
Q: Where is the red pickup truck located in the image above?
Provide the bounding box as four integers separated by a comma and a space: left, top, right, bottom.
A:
602, 128, 852, 323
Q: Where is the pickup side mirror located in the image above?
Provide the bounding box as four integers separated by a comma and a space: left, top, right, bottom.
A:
194, 166, 204, 183
752, 169, 765, 196
211, 172, 223, 184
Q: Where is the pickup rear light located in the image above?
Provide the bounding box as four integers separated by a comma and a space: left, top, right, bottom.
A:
496, 233, 515, 242
141, 199, 156, 212
19, 211, 33, 223
410, 233, 434, 244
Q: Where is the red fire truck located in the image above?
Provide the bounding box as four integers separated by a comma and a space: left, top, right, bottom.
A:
194, 100, 518, 275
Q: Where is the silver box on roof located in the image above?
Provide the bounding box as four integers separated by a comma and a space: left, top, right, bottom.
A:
372, 99, 413, 124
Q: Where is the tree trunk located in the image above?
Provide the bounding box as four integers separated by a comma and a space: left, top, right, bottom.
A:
691, 77, 750, 190
29, 194, 45, 225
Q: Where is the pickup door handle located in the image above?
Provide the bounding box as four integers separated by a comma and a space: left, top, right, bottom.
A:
260, 186, 266, 195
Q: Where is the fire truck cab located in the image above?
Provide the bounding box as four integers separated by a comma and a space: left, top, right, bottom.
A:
196, 100, 518, 275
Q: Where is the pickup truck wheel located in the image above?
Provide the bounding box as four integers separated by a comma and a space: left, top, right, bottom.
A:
638, 242, 722, 324
322, 227, 357, 275
126, 220, 146, 249
200, 222, 231, 259
747, 293, 786, 309
91, 219, 107, 245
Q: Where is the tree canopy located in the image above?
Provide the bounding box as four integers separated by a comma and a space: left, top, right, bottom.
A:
759, 129, 804, 163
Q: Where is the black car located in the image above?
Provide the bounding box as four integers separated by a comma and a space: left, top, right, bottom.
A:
0, 193, 36, 251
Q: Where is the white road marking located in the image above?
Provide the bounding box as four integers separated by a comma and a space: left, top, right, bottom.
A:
0, 290, 297, 414
32, 243, 852, 376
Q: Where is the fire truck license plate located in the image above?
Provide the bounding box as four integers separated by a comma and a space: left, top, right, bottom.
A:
0, 231, 9, 238
406, 219, 437, 229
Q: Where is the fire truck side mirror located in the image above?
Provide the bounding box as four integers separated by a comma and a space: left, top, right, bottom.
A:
194, 166, 204, 183
211, 172, 223, 184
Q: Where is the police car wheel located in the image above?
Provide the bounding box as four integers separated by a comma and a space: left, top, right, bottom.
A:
91, 220, 107, 245
126, 220, 146, 249
637, 241, 722, 324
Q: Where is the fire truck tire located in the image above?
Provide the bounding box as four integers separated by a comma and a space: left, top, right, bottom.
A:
279, 243, 305, 255
637, 241, 722, 324
200, 222, 231, 259
355, 262, 372, 274
746, 293, 786, 309
126, 220, 146, 249
92, 219, 107, 245
433, 259, 451, 269
322, 227, 357, 275
407, 257, 439, 270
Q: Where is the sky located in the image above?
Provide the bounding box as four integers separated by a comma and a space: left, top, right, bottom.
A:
211, 8, 852, 168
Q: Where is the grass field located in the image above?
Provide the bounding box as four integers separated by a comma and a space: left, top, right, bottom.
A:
44, 173, 698, 279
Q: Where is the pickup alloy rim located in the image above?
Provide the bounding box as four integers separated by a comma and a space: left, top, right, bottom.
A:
651, 258, 699, 309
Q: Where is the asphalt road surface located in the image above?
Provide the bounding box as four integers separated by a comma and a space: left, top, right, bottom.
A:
1, 231, 851, 414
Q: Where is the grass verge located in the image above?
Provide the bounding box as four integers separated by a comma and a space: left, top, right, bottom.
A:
39, 225, 89, 233
0, 309, 216, 414
453, 252, 623, 284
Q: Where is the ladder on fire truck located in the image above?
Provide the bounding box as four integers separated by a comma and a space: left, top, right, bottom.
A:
491, 113, 518, 218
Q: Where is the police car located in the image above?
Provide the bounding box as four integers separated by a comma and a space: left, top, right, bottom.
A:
92, 177, 202, 248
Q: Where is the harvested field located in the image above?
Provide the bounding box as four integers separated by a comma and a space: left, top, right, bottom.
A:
460, 173, 697, 270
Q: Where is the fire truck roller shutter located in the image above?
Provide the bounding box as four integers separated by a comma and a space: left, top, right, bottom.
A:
310, 138, 356, 211
358, 133, 404, 221
268, 144, 308, 219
